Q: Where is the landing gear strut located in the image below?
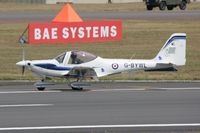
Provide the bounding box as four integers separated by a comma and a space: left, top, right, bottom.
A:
69, 77, 90, 91
37, 79, 45, 91
69, 69, 86, 91
34, 79, 46, 91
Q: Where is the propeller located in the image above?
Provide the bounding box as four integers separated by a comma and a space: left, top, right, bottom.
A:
22, 46, 25, 76
22, 66, 25, 76
16, 60, 26, 76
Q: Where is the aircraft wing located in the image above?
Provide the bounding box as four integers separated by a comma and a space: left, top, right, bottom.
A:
64, 67, 98, 80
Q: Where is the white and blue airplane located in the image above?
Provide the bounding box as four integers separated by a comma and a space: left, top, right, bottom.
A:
16, 33, 186, 91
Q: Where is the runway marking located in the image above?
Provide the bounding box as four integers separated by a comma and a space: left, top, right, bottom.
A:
91, 87, 200, 92
155, 87, 200, 90
0, 90, 61, 94
91, 88, 146, 92
0, 104, 53, 108
0, 87, 199, 94
0, 123, 200, 130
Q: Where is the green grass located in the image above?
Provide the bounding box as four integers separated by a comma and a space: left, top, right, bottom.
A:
0, 19, 199, 80
0, 2, 200, 12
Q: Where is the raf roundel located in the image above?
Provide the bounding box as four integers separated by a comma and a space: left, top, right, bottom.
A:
112, 63, 119, 70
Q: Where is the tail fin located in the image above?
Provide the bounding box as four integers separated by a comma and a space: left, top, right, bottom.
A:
154, 33, 186, 66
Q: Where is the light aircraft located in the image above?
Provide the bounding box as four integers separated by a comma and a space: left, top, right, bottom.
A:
16, 33, 186, 91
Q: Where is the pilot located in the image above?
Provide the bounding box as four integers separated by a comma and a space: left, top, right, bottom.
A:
71, 52, 82, 64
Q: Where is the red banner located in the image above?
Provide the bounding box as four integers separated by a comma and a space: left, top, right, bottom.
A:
28, 20, 122, 44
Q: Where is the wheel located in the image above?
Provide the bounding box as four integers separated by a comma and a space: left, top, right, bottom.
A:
146, 5, 153, 10
159, 1, 166, 10
71, 87, 83, 91
167, 6, 173, 10
37, 87, 45, 91
179, 1, 186, 10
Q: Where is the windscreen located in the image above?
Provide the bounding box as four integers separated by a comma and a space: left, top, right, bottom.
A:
55, 52, 66, 64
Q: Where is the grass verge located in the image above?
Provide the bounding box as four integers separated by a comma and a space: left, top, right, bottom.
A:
0, 20, 199, 80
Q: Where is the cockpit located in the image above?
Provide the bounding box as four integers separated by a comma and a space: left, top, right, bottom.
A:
55, 51, 97, 64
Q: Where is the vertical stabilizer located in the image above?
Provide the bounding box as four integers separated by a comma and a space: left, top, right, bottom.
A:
154, 33, 186, 66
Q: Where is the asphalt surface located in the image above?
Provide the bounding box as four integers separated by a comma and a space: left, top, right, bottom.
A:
0, 10, 200, 23
0, 82, 200, 133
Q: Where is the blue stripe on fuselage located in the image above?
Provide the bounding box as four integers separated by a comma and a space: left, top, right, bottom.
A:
163, 36, 186, 49
34, 63, 71, 71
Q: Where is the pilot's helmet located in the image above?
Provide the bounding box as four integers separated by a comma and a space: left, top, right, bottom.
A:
71, 52, 77, 58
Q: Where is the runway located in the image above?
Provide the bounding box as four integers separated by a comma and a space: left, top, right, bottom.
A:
0, 82, 200, 133
0, 10, 200, 22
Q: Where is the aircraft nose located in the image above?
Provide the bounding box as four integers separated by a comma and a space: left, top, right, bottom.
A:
16, 60, 26, 66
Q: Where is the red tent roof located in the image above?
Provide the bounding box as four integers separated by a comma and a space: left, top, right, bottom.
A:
52, 4, 82, 22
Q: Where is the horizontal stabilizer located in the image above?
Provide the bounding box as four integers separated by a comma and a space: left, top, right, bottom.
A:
145, 67, 177, 72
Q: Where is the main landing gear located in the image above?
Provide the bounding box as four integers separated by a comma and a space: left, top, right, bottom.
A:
34, 79, 90, 91
69, 81, 90, 91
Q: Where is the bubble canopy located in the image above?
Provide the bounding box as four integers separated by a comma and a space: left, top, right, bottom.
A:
55, 51, 97, 64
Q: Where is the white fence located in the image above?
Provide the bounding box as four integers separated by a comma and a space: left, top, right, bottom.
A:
46, 0, 199, 4
0, 0, 46, 3
46, 0, 143, 4
0, 0, 199, 4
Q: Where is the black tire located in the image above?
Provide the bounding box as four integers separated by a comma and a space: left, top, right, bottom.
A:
167, 6, 173, 10
37, 87, 45, 91
179, 1, 186, 10
71, 87, 83, 91
146, 5, 153, 10
159, 1, 166, 10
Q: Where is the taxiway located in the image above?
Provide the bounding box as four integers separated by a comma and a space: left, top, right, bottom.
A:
0, 10, 200, 23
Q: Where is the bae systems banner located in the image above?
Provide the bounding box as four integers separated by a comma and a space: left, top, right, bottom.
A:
28, 20, 122, 44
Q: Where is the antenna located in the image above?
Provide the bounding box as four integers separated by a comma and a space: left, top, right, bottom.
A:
130, 54, 136, 59
22, 44, 25, 61
18, 26, 28, 76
